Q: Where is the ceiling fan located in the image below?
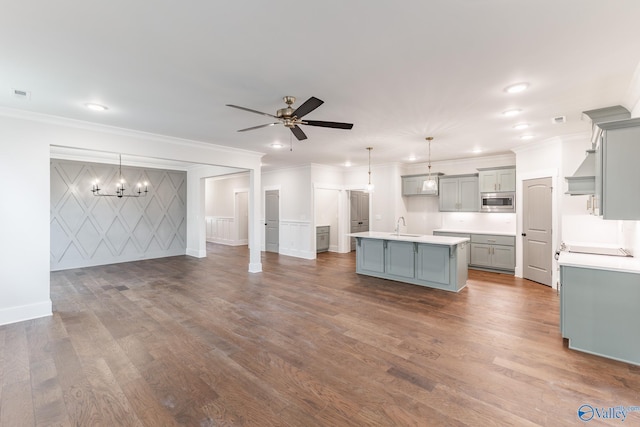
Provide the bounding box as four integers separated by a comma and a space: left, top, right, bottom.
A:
226, 96, 353, 141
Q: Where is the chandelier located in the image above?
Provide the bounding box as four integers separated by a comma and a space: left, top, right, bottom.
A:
91, 154, 148, 198
421, 137, 437, 191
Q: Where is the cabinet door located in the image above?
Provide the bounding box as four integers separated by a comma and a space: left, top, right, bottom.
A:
402, 176, 420, 196
385, 241, 415, 279
492, 245, 515, 270
479, 171, 497, 192
357, 239, 385, 274
470, 243, 491, 267
601, 126, 640, 219
497, 169, 516, 192
416, 244, 450, 285
458, 176, 479, 211
439, 178, 459, 211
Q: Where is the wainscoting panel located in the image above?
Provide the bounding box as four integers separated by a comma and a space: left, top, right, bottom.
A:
280, 220, 314, 259
50, 159, 187, 271
205, 216, 248, 246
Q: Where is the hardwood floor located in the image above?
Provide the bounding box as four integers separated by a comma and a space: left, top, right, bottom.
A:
1, 244, 639, 426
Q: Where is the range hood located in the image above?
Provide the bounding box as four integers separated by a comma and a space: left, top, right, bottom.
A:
565, 105, 631, 195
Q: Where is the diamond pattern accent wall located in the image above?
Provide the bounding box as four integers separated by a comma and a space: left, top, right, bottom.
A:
50, 159, 187, 271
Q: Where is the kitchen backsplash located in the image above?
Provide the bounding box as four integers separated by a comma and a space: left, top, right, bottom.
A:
440, 212, 516, 234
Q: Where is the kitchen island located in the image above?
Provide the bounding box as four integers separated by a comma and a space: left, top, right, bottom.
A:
348, 231, 470, 292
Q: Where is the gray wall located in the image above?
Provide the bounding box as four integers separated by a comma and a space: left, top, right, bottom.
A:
50, 159, 187, 271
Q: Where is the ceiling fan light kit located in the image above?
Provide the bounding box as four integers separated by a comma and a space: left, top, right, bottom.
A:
227, 96, 353, 141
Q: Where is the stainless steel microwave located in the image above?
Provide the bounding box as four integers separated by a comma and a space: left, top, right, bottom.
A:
481, 192, 515, 212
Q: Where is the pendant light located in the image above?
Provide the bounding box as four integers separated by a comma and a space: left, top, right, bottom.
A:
91, 154, 148, 198
422, 137, 437, 192
365, 147, 374, 192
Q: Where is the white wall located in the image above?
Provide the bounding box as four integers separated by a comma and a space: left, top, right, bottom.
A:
0, 109, 263, 326
204, 173, 250, 246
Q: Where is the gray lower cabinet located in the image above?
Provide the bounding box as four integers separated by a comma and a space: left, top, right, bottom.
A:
560, 265, 640, 366
316, 226, 330, 253
355, 238, 468, 292
385, 241, 416, 279
433, 231, 471, 266
469, 234, 515, 272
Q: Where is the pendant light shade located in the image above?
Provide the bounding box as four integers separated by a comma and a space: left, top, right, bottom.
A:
365, 147, 374, 192
421, 137, 437, 192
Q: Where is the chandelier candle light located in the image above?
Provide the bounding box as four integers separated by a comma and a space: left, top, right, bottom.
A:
365, 147, 374, 193
422, 136, 437, 192
91, 154, 148, 198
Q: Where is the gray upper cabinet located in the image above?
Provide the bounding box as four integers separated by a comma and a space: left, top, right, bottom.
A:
439, 174, 479, 212
596, 118, 640, 220
401, 174, 441, 196
478, 167, 516, 192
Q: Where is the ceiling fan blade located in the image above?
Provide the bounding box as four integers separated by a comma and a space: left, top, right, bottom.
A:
237, 123, 279, 132
290, 125, 308, 141
226, 104, 278, 119
303, 120, 354, 130
292, 96, 324, 119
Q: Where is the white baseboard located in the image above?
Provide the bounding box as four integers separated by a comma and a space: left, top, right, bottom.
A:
0, 300, 52, 326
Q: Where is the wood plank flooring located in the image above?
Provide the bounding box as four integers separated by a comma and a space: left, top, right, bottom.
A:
1, 243, 639, 426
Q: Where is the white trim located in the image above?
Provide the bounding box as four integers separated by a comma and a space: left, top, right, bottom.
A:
0, 300, 52, 326
1, 106, 264, 159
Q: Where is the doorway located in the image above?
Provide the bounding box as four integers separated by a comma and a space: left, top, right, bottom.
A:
265, 190, 279, 253
350, 190, 370, 251
522, 177, 552, 286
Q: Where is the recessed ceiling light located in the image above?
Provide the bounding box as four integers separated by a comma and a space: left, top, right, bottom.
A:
520, 134, 535, 140
85, 103, 108, 111
270, 142, 284, 149
504, 82, 529, 94
502, 109, 522, 117
472, 148, 483, 154
408, 155, 416, 161
513, 123, 530, 130
344, 161, 352, 167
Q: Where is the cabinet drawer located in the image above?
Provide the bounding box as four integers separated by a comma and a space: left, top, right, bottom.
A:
471, 234, 514, 246
316, 226, 330, 234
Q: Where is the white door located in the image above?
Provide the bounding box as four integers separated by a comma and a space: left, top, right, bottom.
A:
265, 190, 279, 253
523, 177, 552, 286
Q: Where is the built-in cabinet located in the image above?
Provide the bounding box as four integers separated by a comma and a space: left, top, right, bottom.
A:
354, 237, 468, 292
401, 173, 442, 196
434, 231, 515, 273
432, 231, 471, 265
478, 167, 516, 193
560, 265, 640, 366
316, 226, 329, 253
595, 118, 640, 220
469, 234, 515, 272
438, 174, 479, 212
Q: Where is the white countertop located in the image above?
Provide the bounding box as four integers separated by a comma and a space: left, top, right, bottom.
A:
558, 252, 640, 274
347, 231, 469, 245
433, 228, 516, 237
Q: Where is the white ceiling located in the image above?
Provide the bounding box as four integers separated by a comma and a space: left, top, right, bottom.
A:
2, 1, 640, 171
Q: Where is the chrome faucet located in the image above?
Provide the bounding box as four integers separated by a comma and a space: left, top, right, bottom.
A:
395, 216, 406, 236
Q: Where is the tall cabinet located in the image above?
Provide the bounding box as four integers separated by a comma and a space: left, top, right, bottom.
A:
595, 118, 640, 220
